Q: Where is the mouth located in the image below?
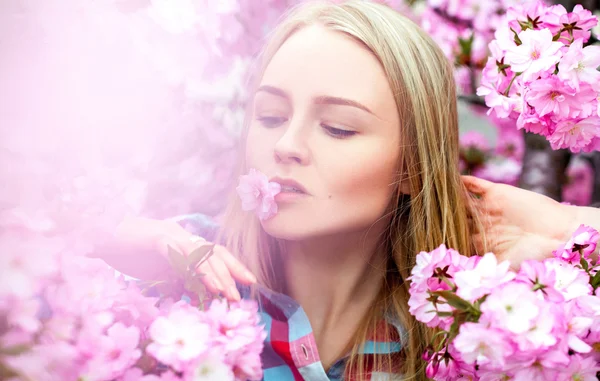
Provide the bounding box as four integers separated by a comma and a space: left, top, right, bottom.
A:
270, 177, 309, 195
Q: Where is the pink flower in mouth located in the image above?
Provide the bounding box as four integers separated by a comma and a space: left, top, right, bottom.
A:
236, 168, 281, 221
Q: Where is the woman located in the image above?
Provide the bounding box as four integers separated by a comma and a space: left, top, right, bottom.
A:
98, 1, 600, 380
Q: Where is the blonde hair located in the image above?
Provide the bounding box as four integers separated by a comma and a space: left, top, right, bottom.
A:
220, 1, 478, 379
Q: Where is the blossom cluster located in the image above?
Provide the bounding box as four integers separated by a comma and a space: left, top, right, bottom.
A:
478, 1, 600, 153
0, 240, 265, 381
408, 225, 600, 380
420, 0, 519, 95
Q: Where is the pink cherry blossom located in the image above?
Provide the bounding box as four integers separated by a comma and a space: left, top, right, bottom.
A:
409, 245, 477, 291
425, 346, 473, 381
0, 234, 62, 299
515, 303, 561, 353
480, 1, 600, 153
553, 225, 600, 263
408, 284, 455, 329
558, 39, 600, 92
454, 253, 515, 301
480, 282, 542, 335
510, 360, 563, 381
506, 1, 548, 33
548, 117, 600, 152
192, 354, 235, 381
409, 245, 481, 329
4, 342, 80, 381
549, 4, 599, 43
477, 61, 522, 119
112, 281, 160, 329
516, 260, 563, 302
80, 323, 142, 381
147, 301, 212, 371
453, 322, 514, 367
525, 76, 593, 120
203, 299, 265, 379
504, 29, 563, 82
561, 302, 593, 354
557, 354, 600, 381
236, 168, 281, 221
544, 258, 592, 300
3, 298, 42, 335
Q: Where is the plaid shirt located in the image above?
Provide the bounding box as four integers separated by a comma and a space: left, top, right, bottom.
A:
174, 214, 407, 381
240, 284, 406, 381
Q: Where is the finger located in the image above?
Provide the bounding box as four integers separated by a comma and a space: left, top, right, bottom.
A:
462, 175, 494, 196
196, 262, 224, 295
206, 256, 241, 301
213, 245, 256, 284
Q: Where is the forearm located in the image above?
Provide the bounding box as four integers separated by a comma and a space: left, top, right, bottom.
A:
89, 212, 220, 280
90, 215, 171, 280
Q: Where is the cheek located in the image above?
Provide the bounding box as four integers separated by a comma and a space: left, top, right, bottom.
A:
245, 124, 274, 169
322, 140, 399, 218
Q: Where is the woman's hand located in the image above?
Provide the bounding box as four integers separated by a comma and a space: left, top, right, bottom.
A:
462, 176, 579, 268
93, 215, 256, 301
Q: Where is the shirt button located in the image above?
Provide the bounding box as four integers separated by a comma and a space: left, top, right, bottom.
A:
300, 344, 309, 360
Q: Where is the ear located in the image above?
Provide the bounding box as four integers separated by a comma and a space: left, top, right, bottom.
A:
398, 179, 411, 196
395, 171, 412, 197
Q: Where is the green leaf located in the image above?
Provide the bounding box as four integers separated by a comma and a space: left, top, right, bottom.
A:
187, 244, 215, 271
184, 276, 207, 299
431, 290, 473, 312
581, 256, 589, 272
167, 245, 188, 277
591, 271, 600, 289
154, 281, 176, 298
457, 33, 474, 58
510, 27, 522, 46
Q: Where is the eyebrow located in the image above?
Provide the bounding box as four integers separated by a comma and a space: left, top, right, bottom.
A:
256, 85, 375, 115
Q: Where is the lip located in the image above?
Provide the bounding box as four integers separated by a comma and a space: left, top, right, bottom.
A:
270, 177, 309, 195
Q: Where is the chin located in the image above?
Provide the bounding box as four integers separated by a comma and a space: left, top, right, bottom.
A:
260, 213, 308, 240
259, 210, 368, 241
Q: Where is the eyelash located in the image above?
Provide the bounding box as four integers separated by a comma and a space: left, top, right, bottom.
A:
321, 124, 356, 139
255, 117, 357, 139
256, 116, 287, 128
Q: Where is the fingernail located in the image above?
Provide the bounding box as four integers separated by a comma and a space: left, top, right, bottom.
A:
229, 286, 241, 301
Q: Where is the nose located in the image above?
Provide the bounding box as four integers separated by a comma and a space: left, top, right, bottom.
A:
273, 120, 310, 165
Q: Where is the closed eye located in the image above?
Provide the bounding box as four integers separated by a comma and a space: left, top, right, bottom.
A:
256, 116, 288, 128
322, 124, 357, 139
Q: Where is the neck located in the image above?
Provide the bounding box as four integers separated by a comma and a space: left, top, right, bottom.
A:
280, 224, 388, 349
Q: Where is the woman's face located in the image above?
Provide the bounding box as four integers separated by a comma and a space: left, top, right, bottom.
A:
246, 25, 401, 240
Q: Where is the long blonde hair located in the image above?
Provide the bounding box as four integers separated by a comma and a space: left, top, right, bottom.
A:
220, 1, 478, 379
